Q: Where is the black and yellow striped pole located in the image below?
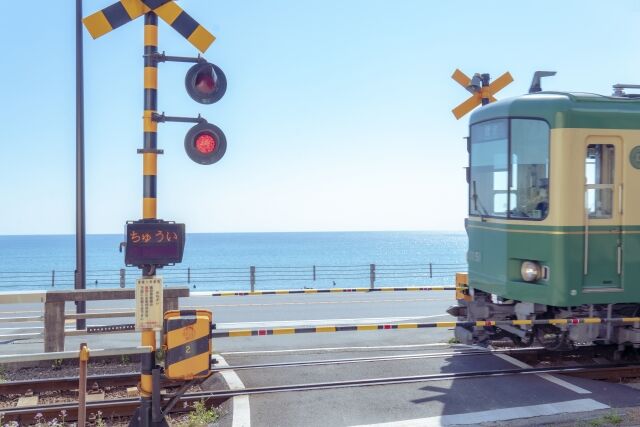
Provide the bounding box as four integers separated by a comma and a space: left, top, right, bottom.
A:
143, 12, 159, 221
137, 12, 159, 426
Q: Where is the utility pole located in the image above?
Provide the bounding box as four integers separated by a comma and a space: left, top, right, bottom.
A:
75, 0, 87, 331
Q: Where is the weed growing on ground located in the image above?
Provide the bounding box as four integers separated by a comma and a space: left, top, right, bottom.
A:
95, 410, 106, 427
0, 365, 6, 383
447, 337, 460, 344
51, 359, 63, 370
177, 400, 218, 427
586, 410, 624, 426
120, 354, 130, 364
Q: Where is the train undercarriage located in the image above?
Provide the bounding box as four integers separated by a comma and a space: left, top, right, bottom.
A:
447, 289, 640, 352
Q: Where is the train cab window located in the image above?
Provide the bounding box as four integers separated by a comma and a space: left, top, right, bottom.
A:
586, 144, 614, 218
509, 120, 550, 219
469, 119, 508, 217
469, 118, 549, 220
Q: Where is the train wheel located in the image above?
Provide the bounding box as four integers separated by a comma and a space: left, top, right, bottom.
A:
535, 325, 569, 351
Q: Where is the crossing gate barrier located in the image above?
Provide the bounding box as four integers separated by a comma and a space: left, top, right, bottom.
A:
163, 309, 212, 380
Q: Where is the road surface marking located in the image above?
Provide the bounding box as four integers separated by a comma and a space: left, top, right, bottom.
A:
350, 398, 608, 426
215, 354, 251, 427
216, 314, 450, 330
495, 353, 591, 394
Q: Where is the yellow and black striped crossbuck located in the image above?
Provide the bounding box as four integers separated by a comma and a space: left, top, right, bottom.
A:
164, 309, 213, 380
83, 0, 215, 53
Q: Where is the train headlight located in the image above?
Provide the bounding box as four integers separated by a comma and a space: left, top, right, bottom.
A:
521, 261, 542, 282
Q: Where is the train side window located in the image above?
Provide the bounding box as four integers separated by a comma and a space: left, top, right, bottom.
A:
585, 144, 614, 219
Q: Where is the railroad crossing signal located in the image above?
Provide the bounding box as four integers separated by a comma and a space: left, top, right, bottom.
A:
451, 69, 513, 119
83, 0, 215, 53
82, 3, 225, 425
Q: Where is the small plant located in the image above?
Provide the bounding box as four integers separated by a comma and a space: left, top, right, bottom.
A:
587, 411, 624, 426
603, 411, 623, 425
155, 348, 166, 363
33, 412, 46, 427
95, 410, 106, 427
51, 359, 63, 370
120, 354, 131, 364
447, 337, 460, 344
184, 400, 218, 426
59, 409, 67, 426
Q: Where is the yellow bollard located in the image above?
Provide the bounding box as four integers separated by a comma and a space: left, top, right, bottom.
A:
78, 343, 90, 426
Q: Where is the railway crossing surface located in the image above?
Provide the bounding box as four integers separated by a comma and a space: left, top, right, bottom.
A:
2, 292, 640, 426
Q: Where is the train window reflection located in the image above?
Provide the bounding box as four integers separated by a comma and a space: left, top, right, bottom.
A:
509, 119, 550, 219
469, 119, 508, 217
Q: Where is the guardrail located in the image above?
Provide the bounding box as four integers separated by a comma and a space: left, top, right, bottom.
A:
0, 287, 189, 352
0, 262, 466, 290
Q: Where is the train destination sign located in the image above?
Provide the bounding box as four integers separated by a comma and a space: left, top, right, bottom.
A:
125, 220, 186, 268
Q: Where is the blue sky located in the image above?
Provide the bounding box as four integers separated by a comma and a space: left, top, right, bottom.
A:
2, 1, 640, 235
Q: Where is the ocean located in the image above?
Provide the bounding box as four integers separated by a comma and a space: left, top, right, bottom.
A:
0, 231, 467, 291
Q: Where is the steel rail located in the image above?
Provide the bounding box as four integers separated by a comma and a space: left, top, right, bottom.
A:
0, 395, 227, 423
0, 372, 184, 396
211, 347, 547, 372
0, 348, 506, 395
0, 345, 595, 395
174, 362, 640, 400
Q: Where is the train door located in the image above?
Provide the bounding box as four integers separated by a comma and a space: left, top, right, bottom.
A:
582, 138, 622, 290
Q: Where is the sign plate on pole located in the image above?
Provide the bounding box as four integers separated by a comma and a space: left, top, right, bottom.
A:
135, 277, 164, 331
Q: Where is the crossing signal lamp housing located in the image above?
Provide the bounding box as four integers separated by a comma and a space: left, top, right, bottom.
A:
185, 121, 227, 165
185, 62, 227, 104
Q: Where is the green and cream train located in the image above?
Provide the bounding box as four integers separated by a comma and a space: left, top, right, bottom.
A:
453, 86, 640, 349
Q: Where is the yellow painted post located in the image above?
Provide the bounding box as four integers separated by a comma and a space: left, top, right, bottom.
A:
455, 272, 471, 302
78, 343, 89, 426
139, 11, 158, 425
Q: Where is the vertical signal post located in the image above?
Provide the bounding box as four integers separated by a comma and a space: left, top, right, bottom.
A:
139, 12, 158, 425
143, 13, 159, 221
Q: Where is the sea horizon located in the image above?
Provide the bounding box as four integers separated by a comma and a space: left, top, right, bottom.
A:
0, 231, 468, 291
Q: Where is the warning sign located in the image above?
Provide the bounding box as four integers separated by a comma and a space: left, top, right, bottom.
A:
135, 277, 164, 331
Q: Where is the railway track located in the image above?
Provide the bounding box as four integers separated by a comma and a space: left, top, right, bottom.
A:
2, 362, 639, 423
0, 346, 562, 396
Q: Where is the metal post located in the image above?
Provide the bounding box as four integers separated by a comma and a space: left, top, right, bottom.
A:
120, 268, 126, 288
370, 264, 376, 289
429, 263, 433, 279
75, 0, 87, 331
250, 266, 256, 292
187, 267, 191, 285
135, 12, 160, 427
480, 73, 491, 105
51, 270, 55, 288
313, 265, 316, 282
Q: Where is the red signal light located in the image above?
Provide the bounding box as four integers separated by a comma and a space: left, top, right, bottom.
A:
185, 62, 227, 104
185, 122, 227, 165
195, 133, 216, 154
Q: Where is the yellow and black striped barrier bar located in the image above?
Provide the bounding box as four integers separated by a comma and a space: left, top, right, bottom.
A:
83, 0, 214, 53
210, 317, 640, 338
85, 316, 640, 336
210, 286, 459, 297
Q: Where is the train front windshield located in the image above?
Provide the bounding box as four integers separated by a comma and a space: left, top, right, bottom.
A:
469, 118, 550, 220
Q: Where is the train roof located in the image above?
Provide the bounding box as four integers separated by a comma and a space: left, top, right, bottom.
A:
469, 91, 640, 130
